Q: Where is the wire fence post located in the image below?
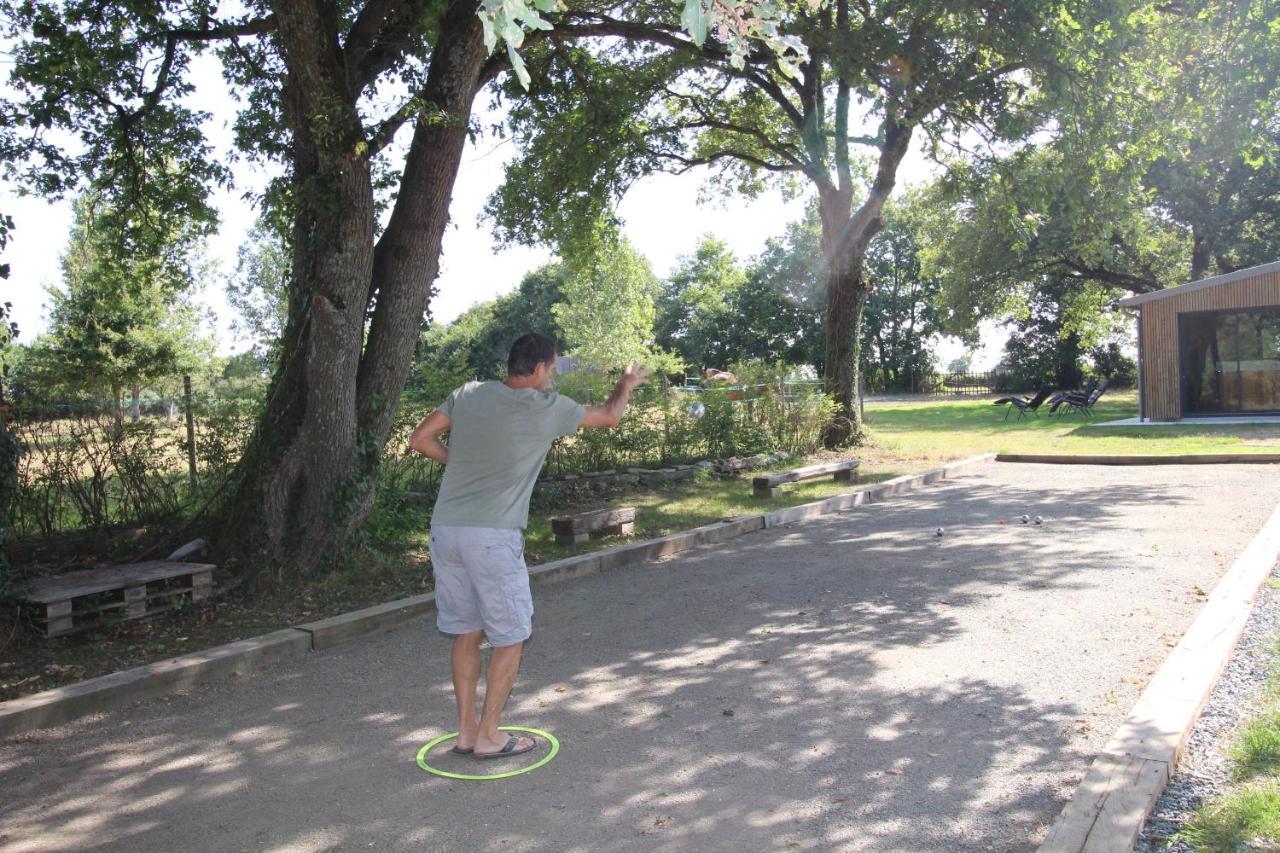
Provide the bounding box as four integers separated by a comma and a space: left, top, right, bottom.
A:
183, 374, 199, 491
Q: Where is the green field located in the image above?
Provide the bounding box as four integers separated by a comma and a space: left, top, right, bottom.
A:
862, 392, 1280, 461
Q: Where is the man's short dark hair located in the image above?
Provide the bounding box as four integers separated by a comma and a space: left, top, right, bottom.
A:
508, 333, 558, 377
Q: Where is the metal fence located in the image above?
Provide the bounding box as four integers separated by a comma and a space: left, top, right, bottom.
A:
921, 371, 1007, 396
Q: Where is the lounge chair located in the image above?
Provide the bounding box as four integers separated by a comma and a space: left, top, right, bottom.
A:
1055, 378, 1111, 417
1048, 377, 1098, 415
992, 388, 1054, 421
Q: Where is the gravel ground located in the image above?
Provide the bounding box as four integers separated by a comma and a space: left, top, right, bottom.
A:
1136, 564, 1280, 851
3, 463, 1280, 852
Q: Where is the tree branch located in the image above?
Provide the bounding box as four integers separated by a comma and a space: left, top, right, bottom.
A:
137, 16, 276, 117
552, 16, 807, 127
649, 146, 802, 175
367, 96, 431, 154
651, 117, 806, 170
1055, 256, 1163, 293
345, 0, 402, 76
350, 0, 438, 94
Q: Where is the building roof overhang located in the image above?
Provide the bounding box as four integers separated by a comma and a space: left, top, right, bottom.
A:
1116, 259, 1280, 309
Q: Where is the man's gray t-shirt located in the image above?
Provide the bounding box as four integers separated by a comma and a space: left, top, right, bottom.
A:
431, 381, 585, 530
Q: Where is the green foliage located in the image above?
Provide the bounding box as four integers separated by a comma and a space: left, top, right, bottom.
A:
555, 227, 660, 372
919, 151, 1186, 342
862, 195, 946, 392
995, 277, 1089, 391
417, 262, 568, 382
923, 0, 1280, 350
543, 376, 832, 475
1230, 710, 1280, 781
656, 235, 747, 358
8, 414, 191, 538
658, 225, 826, 372
34, 193, 213, 407
1141, 0, 1280, 278
1087, 343, 1136, 389
487, 0, 1120, 434
1178, 782, 1280, 850
486, 47, 682, 249
226, 217, 289, 368
0, 0, 225, 245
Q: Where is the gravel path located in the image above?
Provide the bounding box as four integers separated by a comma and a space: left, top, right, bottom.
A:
1136, 563, 1280, 851
2, 463, 1279, 852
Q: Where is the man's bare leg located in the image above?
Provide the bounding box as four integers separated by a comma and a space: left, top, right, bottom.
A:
474, 641, 533, 754
451, 632, 483, 750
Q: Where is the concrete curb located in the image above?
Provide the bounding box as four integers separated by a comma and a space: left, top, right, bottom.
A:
0, 629, 311, 739
296, 593, 437, 651
1038, 497, 1280, 852
998, 453, 1280, 465
0, 452, 996, 740
761, 455, 995, 528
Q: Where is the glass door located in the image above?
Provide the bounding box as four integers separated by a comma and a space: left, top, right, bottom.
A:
1236, 310, 1280, 412
1182, 307, 1280, 415
1182, 312, 1228, 414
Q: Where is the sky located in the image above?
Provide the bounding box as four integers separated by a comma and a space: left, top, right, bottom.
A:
0, 51, 1003, 370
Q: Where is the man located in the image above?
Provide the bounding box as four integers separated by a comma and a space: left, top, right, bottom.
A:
409, 332, 647, 759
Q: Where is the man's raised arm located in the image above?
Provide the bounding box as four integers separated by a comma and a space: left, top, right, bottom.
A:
581, 364, 649, 429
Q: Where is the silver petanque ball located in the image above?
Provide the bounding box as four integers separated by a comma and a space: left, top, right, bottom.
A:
1034, 515, 1043, 525
1020, 514, 1030, 524
688, 402, 706, 419
935, 527, 944, 537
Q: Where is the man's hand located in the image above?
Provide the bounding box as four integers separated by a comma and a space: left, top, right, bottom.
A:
622, 363, 650, 389
582, 363, 650, 429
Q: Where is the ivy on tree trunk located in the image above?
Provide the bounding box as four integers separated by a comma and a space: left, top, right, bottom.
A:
215, 0, 490, 578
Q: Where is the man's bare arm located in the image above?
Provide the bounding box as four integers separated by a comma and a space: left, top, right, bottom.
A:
581, 364, 649, 429
408, 409, 451, 464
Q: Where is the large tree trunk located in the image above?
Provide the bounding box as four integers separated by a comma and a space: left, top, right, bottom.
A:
0, 411, 15, 587
1191, 228, 1215, 281
818, 121, 912, 447
821, 246, 872, 446
212, 0, 486, 580
1055, 331, 1083, 389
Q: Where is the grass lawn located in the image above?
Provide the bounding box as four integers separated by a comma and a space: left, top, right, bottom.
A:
864, 391, 1280, 460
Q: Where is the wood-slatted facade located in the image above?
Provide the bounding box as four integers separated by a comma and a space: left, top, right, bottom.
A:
1119, 261, 1280, 421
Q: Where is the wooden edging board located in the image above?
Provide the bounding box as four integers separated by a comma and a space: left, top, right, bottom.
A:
999, 453, 1280, 465
0, 453, 997, 740
1038, 497, 1280, 852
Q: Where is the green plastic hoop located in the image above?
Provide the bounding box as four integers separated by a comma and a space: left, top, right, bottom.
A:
415, 726, 560, 781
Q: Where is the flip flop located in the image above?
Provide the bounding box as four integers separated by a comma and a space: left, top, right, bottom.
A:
473, 734, 538, 759
450, 745, 474, 755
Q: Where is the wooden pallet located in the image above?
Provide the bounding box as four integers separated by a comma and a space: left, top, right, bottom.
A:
21, 561, 215, 638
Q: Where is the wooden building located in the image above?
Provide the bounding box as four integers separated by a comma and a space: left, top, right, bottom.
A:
1118, 260, 1280, 421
